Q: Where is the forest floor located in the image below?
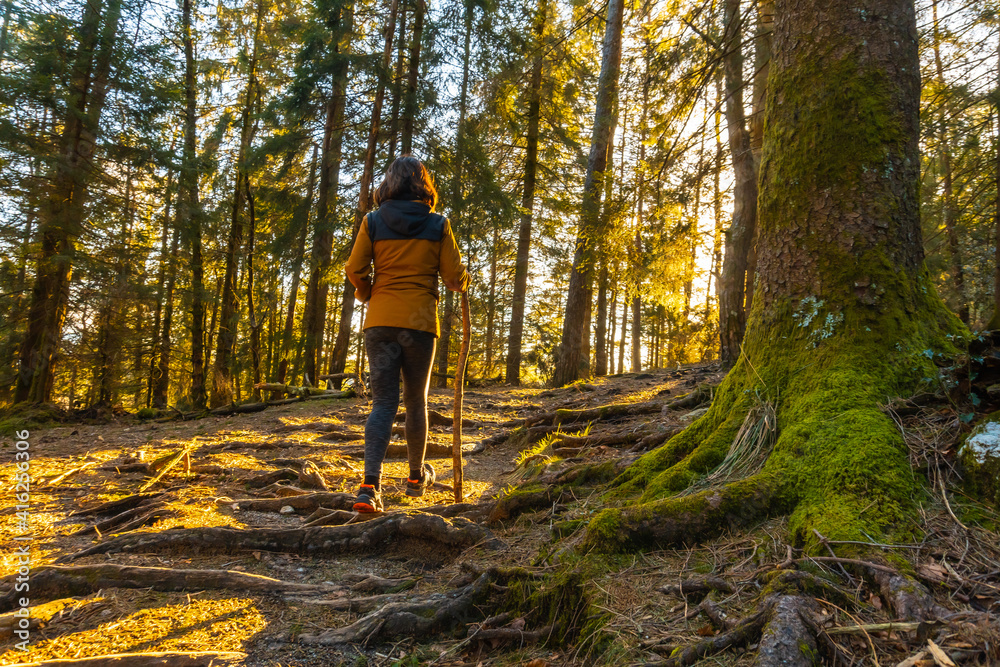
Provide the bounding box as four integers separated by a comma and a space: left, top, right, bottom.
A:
1, 363, 998, 666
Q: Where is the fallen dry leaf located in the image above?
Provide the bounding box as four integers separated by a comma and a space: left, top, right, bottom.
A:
926, 639, 957, 667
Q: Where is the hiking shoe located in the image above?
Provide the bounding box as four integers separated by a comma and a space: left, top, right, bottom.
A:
353, 484, 383, 512
405, 463, 436, 497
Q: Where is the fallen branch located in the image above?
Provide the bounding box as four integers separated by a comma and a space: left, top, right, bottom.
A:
40, 461, 97, 487
69, 501, 167, 536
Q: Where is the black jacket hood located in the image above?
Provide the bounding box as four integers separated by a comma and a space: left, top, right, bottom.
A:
376, 199, 436, 237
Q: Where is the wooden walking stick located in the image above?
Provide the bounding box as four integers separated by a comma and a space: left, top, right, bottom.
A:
452, 292, 471, 503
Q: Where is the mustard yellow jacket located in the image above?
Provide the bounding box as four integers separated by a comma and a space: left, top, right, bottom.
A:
345, 199, 469, 337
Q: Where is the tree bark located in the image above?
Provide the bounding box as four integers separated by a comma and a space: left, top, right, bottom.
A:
717, 0, 758, 367
15, 0, 123, 404
552, 0, 625, 386
506, 0, 547, 385
180, 0, 207, 409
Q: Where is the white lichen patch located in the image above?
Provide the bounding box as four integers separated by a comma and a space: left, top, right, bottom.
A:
964, 421, 1000, 462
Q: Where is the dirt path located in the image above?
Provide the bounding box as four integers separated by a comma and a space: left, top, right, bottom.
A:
1, 367, 723, 666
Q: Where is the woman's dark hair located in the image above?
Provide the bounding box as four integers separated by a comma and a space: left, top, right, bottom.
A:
373, 155, 438, 210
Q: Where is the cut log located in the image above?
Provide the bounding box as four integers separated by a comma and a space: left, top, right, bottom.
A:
58, 512, 496, 562
0, 564, 342, 612
5, 651, 247, 667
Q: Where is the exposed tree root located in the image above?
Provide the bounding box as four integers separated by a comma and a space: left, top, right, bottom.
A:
59, 512, 496, 561
868, 566, 950, 621
659, 576, 733, 599
69, 501, 169, 536
646, 600, 773, 666
342, 573, 417, 594
6, 651, 246, 666
395, 409, 482, 428
335, 440, 480, 459
297, 569, 499, 645
70, 493, 164, 518
220, 491, 355, 514
756, 595, 820, 667
488, 485, 573, 524
246, 468, 300, 488
0, 564, 340, 612
585, 473, 786, 551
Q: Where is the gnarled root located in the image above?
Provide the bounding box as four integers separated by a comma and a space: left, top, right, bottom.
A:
488, 485, 572, 524
756, 595, 820, 667
297, 568, 502, 645
58, 513, 496, 562
585, 473, 785, 551
0, 564, 341, 613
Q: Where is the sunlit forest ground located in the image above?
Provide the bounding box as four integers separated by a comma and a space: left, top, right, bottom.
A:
3, 364, 999, 666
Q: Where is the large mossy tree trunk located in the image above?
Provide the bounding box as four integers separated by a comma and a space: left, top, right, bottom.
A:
585, 0, 966, 553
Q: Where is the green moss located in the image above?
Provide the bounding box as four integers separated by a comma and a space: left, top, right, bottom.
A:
136, 407, 158, 420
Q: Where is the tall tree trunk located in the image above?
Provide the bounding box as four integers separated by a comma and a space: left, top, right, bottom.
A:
387, 0, 409, 164
485, 223, 499, 375
991, 33, 1000, 331
743, 0, 772, 322
594, 114, 618, 378
552, 0, 625, 386
0, 0, 12, 63
401, 0, 425, 155
276, 145, 317, 384
328, 0, 397, 386
506, 0, 547, 385
15, 0, 122, 404
179, 0, 207, 409
211, 0, 265, 407
931, 0, 968, 324
153, 223, 180, 409
605, 288, 618, 375
437, 0, 474, 388
246, 182, 262, 401
717, 0, 758, 367
618, 292, 627, 374
148, 172, 173, 407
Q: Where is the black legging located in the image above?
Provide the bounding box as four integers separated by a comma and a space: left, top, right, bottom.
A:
363, 326, 436, 480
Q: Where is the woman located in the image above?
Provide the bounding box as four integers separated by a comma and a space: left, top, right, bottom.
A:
345, 156, 469, 512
